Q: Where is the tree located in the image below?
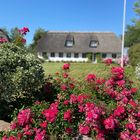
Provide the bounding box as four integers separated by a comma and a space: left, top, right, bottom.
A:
125, 0, 140, 47
28, 28, 46, 56
10, 27, 20, 41
134, 0, 140, 17
0, 28, 10, 41
128, 43, 140, 67
0, 27, 29, 47
125, 25, 140, 47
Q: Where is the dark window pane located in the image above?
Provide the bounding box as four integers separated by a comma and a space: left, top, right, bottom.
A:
59, 52, 63, 58
102, 53, 107, 58
112, 53, 117, 58
42, 52, 47, 57
51, 52, 55, 57
42, 52, 48, 59
74, 53, 79, 58
66, 53, 71, 58
82, 53, 86, 58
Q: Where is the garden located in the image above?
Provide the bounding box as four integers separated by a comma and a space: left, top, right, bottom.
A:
0, 27, 140, 140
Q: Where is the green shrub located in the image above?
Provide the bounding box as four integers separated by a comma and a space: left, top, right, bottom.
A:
128, 43, 140, 67
0, 43, 44, 105
135, 63, 140, 80
86, 52, 92, 62
96, 53, 102, 63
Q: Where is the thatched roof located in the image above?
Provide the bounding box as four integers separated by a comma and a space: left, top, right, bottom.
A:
37, 31, 121, 53
0, 29, 10, 41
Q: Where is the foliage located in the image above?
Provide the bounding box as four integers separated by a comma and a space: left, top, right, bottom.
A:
133, 0, 140, 24
0, 28, 9, 37
10, 27, 21, 42
86, 53, 92, 62
0, 27, 29, 47
96, 53, 102, 63
128, 43, 140, 67
1, 64, 140, 140
0, 43, 45, 119
125, 25, 140, 47
28, 28, 46, 56
125, 0, 140, 47
135, 63, 140, 80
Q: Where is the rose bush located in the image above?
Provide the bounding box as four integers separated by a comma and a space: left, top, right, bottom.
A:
116, 56, 129, 66
0, 63, 139, 140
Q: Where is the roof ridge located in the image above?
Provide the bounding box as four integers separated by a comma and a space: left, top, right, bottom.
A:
47, 31, 114, 33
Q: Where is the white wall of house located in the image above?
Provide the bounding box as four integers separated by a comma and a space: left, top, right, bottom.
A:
38, 52, 121, 62
38, 52, 88, 62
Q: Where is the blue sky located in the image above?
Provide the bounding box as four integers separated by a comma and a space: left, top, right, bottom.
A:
0, 0, 136, 44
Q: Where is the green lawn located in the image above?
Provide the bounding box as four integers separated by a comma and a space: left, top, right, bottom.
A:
42, 62, 111, 78
42, 62, 140, 87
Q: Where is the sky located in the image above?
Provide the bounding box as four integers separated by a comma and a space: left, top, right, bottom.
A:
0, 0, 137, 44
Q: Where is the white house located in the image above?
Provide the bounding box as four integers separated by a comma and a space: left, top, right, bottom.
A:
37, 31, 121, 63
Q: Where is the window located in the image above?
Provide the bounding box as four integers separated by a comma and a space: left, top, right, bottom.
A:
74, 53, 79, 58
65, 34, 74, 47
102, 53, 107, 58
66, 53, 71, 58
50, 52, 55, 57
42, 52, 47, 58
82, 53, 86, 58
66, 40, 73, 47
90, 41, 98, 48
42, 52, 47, 57
59, 52, 63, 58
112, 53, 117, 58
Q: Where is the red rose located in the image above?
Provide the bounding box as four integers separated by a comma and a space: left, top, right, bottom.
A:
64, 110, 72, 121
79, 124, 90, 135
61, 84, 67, 91
17, 109, 31, 126
125, 123, 136, 131
40, 121, 47, 128
65, 127, 72, 134
62, 63, 70, 70
86, 73, 96, 82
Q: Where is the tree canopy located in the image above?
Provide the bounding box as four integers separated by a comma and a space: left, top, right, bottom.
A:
125, 0, 140, 47
28, 28, 46, 56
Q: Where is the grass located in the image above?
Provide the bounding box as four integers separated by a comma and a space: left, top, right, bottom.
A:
42, 62, 111, 78
42, 62, 140, 87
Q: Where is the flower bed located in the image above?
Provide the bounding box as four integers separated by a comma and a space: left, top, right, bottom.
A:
1, 63, 140, 140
